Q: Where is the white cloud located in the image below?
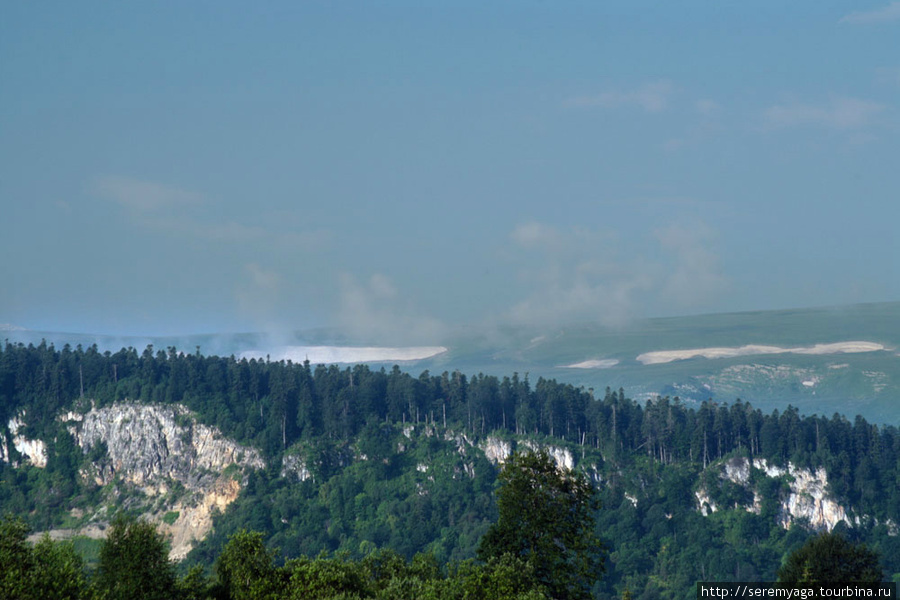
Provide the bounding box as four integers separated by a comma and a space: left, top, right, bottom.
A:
93, 176, 204, 212
655, 222, 726, 307
146, 216, 330, 248
662, 138, 688, 152
336, 273, 446, 344
695, 99, 721, 116
144, 216, 265, 242
93, 175, 329, 249
510, 221, 613, 254
245, 262, 281, 291
656, 100, 722, 153
568, 80, 674, 113
508, 268, 654, 328
234, 263, 285, 331
840, 2, 900, 24
875, 67, 900, 86
276, 230, 333, 250
510, 221, 561, 247
763, 97, 885, 130
367, 273, 397, 299
505, 220, 726, 327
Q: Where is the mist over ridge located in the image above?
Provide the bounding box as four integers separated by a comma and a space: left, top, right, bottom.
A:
6, 300, 900, 425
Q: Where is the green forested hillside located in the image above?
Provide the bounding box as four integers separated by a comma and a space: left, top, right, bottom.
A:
2, 341, 900, 599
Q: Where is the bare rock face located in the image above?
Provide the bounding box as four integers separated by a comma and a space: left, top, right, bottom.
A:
68, 402, 265, 560
722, 456, 750, 485
695, 456, 851, 532
477, 435, 577, 472
444, 430, 474, 456
519, 440, 575, 471
158, 476, 244, 560
696, 488, 717, 516
548, 446, 576, 471
480, 436, 512, 465
72, 403, 264, 489
751, 458, 849, 531
281, 453, 313, 482
1, 416, 48, 468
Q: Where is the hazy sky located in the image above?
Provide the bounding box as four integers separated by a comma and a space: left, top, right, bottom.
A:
2, 1, 899, 339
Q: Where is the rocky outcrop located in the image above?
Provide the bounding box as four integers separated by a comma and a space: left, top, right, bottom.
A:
751, 458, 849, 530
158, 476, 244, 560
696, 488, 717, 516
444, 430, 474, 456
519, 440, 575, 471
67, 402, 265, 559
723, 456, 751, 484
70, 403, 264, 490
281, 453, 313, 482
695, 456, 851, 531
480, 436, 512, 464
549, 446, 575, 471
1, 416, 47, 468
476, 435, 576, 471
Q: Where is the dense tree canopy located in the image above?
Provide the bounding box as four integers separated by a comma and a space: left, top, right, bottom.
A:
778, 533, 883, 583
95, 514, 178, 600
0, 514, 551, 600
0, 515, 90, 600
215, 529, 280, 600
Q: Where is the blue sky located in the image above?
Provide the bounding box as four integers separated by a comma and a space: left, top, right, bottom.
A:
2, 1, 898, 339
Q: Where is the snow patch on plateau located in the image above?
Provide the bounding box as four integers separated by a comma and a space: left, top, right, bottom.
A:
562, 359, 619, 369
637, 341, 884, 365
240, 345, 447, 364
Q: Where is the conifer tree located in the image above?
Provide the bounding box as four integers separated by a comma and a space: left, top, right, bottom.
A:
478, 450, 605, 600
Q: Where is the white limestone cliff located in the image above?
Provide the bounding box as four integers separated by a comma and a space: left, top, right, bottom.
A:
68, 402, 265, 560
695, 456, 851, 531
1, 416, 48, 468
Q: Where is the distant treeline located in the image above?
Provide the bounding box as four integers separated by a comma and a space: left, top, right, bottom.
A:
1, 341, 899, 518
